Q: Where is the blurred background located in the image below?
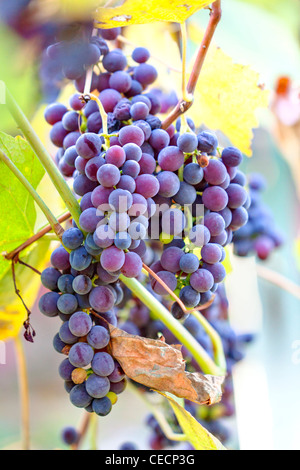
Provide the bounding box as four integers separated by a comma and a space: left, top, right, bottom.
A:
0, 0, 299, 451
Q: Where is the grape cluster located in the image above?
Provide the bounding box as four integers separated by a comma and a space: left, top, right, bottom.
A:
39, 228, 127, 417
233, 173, 284, 259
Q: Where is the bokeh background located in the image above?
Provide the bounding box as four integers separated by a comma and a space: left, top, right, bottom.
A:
0, 0, 299, 450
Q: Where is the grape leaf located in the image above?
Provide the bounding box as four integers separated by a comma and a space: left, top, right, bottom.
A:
95, 0, 212, 28
108, 325, 224, 404
186, 24, 269, 156
0, 132, 45, 281
157, 392, 226, 450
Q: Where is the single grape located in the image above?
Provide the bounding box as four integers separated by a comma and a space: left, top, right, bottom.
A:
69, 342, 94, 368
92, 397, 112, 416
89, 286, 116, 313
69, 312, 93, 337
86, 374, 110, 399
70, 383, 92, 408
92, 352, 115, 377
41, 267, 61, 291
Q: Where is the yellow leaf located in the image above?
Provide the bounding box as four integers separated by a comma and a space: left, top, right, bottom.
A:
187, 24, 269, 156
157, 392, 226, 450
95, 0, 211, 28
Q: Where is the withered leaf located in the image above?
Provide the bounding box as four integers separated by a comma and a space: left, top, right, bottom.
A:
108, 325, 224, 405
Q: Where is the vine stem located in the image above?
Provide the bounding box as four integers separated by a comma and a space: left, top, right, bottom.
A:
119, 274, 224, 376
0, 149, 64, 240
5, 88, 81, 227
256, 264, 300, 300
14, 335, 30, 450
4, 212, 71, 261
161, 0, 222, 130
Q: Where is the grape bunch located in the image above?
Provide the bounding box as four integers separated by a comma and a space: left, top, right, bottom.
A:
39, 227, 127, 417
41, 35, 257, 434
233, 173, 284, 260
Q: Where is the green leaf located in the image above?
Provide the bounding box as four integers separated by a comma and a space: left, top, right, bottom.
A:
158, 392, 226, 450
0, 132, 45, 281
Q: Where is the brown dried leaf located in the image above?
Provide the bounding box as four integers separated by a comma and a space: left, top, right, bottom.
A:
108, 325, 224, 405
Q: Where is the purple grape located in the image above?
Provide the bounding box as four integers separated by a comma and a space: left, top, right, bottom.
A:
70, 383, 92, 408
39, 292, 60, 317
85, 156, 105, 181
105, 146, 126, 168
201, 243, 223, 264
92, 397, 112, 416
79, 207, 104, 233
89, 286, 116, 312
179, 253, 199, 273
69, 342, 94, 368
151, 271, 177, 296
157, 171, 180, 198
75, 133, 102, 160
92, 352, 115, 377
134, 63, 158, 85
121, 252, 143, 278
45, 103, 67, 125
41, 267, 61, 291
69, 311, 93, 337
190, 269, 214, 293
99, 88, 122, 113
119, 125, 145, 147
59, 358, 76, 381
202, 187, 229, 212
87, 325, 110, 349
101, 246, 125, 272
132, 47, 150, 63
204, 159, 228, 185
158, 146, 184, 172
177, 133, 198, 153
97, 163, 120, 187
183, 163, 204, 185
130, 102, 149, 121
204, 213, 226, 236
51, 246, 70, 270
222, 147, 243, 167
179, 286, 200, 308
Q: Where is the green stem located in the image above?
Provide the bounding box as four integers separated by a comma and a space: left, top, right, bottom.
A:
0, 149, 64, 240
5, 88, 81, 227
119, 274, 223, 376
191, 309, 227, 374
